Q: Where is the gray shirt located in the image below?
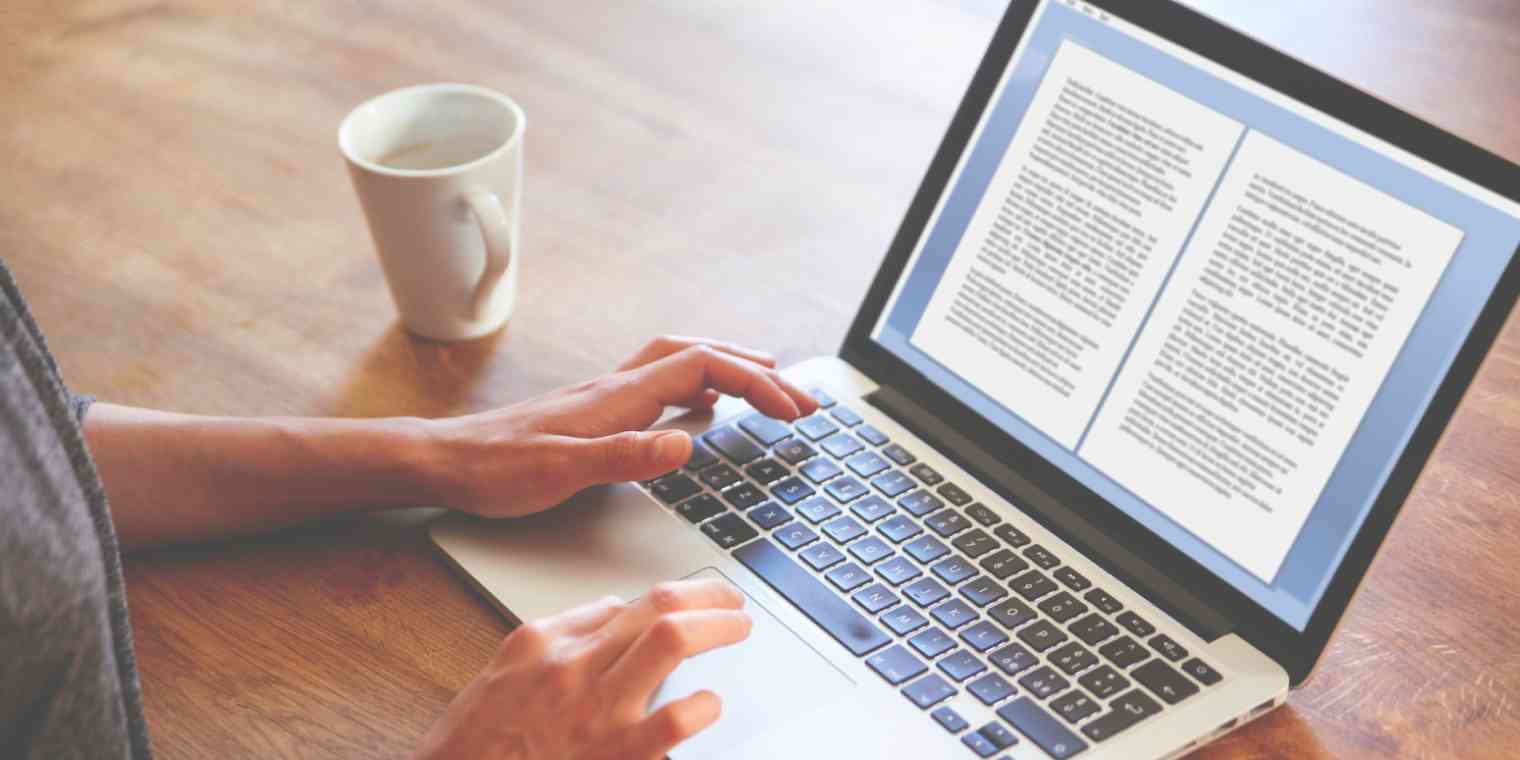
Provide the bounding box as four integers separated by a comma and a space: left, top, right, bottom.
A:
0, 257, 151, 759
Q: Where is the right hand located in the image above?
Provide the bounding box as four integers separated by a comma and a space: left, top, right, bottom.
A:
413, 578, 753, 760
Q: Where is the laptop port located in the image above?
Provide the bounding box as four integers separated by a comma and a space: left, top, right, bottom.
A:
1217, 718, 1239, 733
1252, 698, 1276, 716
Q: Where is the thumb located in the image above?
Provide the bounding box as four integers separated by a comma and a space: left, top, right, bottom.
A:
569, 430, 692, 485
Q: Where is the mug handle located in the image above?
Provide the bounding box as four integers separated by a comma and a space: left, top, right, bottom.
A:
465, 190, 513, 320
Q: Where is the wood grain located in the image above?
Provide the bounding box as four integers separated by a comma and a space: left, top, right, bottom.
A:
2, 0, 1518, 757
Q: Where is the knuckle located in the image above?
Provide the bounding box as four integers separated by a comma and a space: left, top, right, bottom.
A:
603, 431, 645, 468
646, 582, 685, 613
649, 615, 689, 653
503, 621, 551, 657
656, 704, 702, 742
541, 653, 581, 692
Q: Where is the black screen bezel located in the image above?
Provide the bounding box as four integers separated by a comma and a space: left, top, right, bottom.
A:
840, 0, 1520, 685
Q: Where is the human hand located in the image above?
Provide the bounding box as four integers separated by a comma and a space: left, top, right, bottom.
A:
413, 578, 752, 760
423, 336, 817, 517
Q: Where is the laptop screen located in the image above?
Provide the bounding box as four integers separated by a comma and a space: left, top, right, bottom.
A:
871, 0, 1520, 630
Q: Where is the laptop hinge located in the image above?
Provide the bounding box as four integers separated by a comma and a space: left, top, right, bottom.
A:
865, 385, 1235, 642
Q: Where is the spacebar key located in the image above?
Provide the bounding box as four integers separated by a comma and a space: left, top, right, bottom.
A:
734, 538, 890, 656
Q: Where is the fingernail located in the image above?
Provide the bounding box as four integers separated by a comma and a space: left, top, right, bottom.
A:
655, 431, 688, 462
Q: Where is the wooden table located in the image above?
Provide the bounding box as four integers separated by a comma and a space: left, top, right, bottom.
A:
5, 0, 1519, 757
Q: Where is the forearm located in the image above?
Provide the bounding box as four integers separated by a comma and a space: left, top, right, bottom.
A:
83, 403, 441, 550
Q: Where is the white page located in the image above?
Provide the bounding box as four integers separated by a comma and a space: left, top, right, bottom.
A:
911, 40, 1244, 448
1081, 130, 1464, 581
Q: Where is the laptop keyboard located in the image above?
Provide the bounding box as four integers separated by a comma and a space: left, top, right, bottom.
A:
641, 389, 1227, 758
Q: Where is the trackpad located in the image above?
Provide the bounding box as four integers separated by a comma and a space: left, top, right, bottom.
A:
651, 567, 855, 758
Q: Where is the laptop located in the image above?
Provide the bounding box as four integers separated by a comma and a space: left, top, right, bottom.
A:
432, 0, 1520, 756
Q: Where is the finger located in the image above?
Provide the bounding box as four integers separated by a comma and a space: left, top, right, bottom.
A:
540, 594, 627, 637
619, 690, 723, 760
582, 579, 746, 673
629, 346, 810, 421
494, 594, 627, 664
554, 429, 692, 486
674, 389, 722, 411
601, 609, 752, 705
618, 336, 778, 372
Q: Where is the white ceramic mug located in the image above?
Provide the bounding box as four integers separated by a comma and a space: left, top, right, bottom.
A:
340, 83, 525, 341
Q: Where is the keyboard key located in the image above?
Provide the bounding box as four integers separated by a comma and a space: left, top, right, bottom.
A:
979, 549, 1029, 579
739, 413, 793, 446
808, 387, 837, 408
795, 496, 840, 524
997, 697, 1088, 759
952, 529, 998, 559
1010, 569, 1057, 601
795, 414, 839, 441
800, 457, 843, 483
959, 576, 1009, 607
856, 424, 889, 446
931, 556, 978, 585
899, 490, 945, 517
1098, 636, 1149, 669
979, 721, 1019, 750
904, 577, 951, 607
968, 673, 1017, 706
1080, 689, 1160, 743
931, 705, 969, 733
825, 562, 870, 592
881, 442, 916, 466
824, 476, 869, 503
747, 501, 793, 530
845, 451, 890, 478
988, 643, 1039, 676
770, 476, 815, 505
961, 731, 998, 758
1069, 613, 1120, 646
1053, 567, 1091, 592
909, 462, 944, 485
1077, 665, 1130, 700
773, 437, 816, 465
734, 539, 889, 657
959, 620, 1010, 653
722, 483, 767, 510
994, 524, 1031, 548
1050, 691, 1100, 724
849, 494, 896, 523
1037, 592, 1088, 624
904, 535, 952, 564
848, 536, 894, 565
870, 469, 915, 497
902, 674, 957, 709
822, 516, 867, 544
1181, 658, 1222, 686
937, 649, 987, 681
926, 511, 973, 538
745, 458, 789, 485
700, 513, 758, 549
909, 627, 957, 658
703, 426, 765, 464
684, 440, 719, 471
1016, 619, 1068, 652
1132, 659, 1199, 705
1149, 633, 1188, 662
876, 555, 923, 586
649, 473, 702, 504
930, 599, 979, 630
866, 644, 927, 685
774, 522, 819, 550
853, 582, 901, 614
799, 542, 845, 571
938, 482, 973, 506
1023, 544, 1060, 570
877, 514, 923, 543
988, 599, 1037, 630
965, 502, 1002, 526
831, 405, 864, 427
1017, 665, 1070, 700
1116, 611, 1154, 638
1084, 588, 1124, 615
882, 604, 930, 636
675, 493, 726, 524
1050, 642, 1098, 675
820, 433, 864, 459
699, 464, 742, 490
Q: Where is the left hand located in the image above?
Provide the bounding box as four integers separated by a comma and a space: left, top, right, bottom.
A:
422, 335, 817, 517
